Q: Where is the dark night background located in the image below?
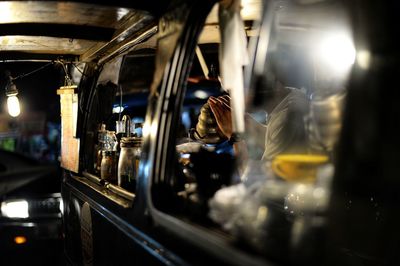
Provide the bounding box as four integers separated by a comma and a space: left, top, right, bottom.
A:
0, 62, 65, 265
0, 62, 64, 123
0, 62, 65, 163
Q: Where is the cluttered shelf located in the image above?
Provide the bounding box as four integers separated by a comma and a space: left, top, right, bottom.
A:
69, 171, 135, 209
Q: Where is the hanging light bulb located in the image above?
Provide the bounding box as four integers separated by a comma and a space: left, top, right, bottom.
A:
5, 72, 21, 117
7, 95, 21, 117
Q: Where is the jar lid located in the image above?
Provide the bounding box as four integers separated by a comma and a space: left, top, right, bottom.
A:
120, 137, 142, 147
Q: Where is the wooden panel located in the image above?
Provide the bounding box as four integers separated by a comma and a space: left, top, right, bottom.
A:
0, 36, 105, 55
0, 23, 114, 41
0, 2, 155, 58
57, 86, 80, 173
0, 1, 136, 28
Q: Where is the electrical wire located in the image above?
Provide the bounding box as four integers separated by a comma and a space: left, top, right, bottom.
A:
119, 84, 123, 122
59, 61, 73, 86
72, 63, 87, 77
11, 61, 54, 81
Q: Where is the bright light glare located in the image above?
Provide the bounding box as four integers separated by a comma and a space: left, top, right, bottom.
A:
113, 106, 124, 113
357, 50, 371, 70
14, 236, 27, 245
59, 198, 64, 215
0, 3, 13, 23
241, 0, 262, 21
116, 8, 130, 20
142, 121, 158, 138
194, 90, 209, 99
317, 33, 356, 73
7, 95, 21, 117
1, 200, 29, 218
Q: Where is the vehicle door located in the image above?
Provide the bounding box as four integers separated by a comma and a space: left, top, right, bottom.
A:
140, 0, 399, 266
61, 1, 214, 265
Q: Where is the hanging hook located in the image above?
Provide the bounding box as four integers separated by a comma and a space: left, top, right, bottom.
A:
57, 60, 73, 86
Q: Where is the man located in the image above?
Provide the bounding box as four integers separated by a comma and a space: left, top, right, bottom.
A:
208, 80, 308, 161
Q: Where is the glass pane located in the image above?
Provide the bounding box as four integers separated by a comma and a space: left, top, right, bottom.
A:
84, 46, 156, 194
166, 0, 357, 264
209, 0, 353, 263
164, 2, 263, 223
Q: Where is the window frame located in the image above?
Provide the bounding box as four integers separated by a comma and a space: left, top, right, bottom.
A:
145, 1, 269, 265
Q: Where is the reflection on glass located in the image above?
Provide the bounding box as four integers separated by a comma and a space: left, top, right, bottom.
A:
166, 0, 354, 264
316, 32, 356, 74
203, 0, 352, 263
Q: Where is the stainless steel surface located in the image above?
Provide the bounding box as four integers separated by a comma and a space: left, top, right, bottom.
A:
93, 25, 157, 64
82, 171, 102, 185
107, 183, 135, 201
82, 171, 134, 201
72, 174, 131, 208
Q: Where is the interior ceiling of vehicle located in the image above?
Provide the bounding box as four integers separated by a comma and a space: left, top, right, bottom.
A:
0, 1, 169, 62
0, 1, 265, 62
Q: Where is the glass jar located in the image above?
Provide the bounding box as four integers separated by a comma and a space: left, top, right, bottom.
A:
94, 124, 107, 174
104, 131, 118, 151
118, 137, 142, 192
101, 150, 117, 183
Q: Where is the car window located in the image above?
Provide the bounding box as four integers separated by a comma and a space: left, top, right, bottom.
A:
82, 45, 156, 195
154, 0, 354, 263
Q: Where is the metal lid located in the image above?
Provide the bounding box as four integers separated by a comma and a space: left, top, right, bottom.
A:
120, 137, 142, 147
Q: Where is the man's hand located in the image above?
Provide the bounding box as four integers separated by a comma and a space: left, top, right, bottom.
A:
208, 95, 233, 138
